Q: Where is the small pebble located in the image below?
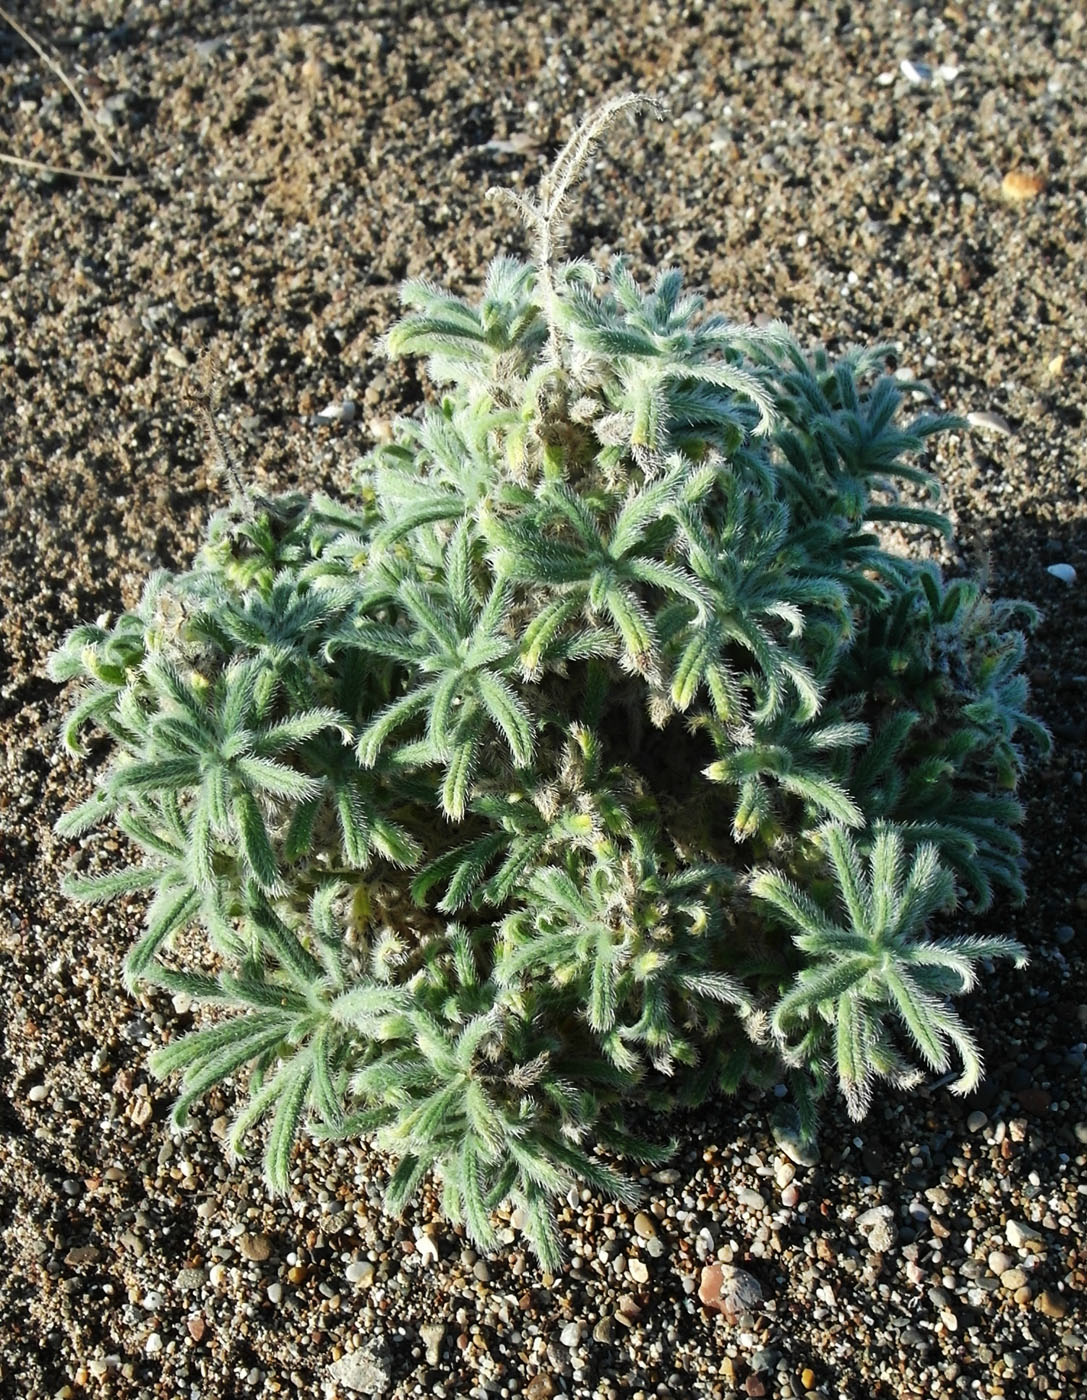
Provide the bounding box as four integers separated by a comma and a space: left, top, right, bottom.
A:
415, 1235, 439, 1264
1005, 1220, 1042, 1248
967, 409, 1015, 436
698, 1263, 763, 1321
771, 1106, 819, 1166
1002, 169, 1046, 202
856, 1206, 897, 1254
1047, 563, 1077, 585
900, 58, 932, 83
328, 1345, 392, 1396
633, 1211, 656, 1239
420, 1323, 446, 1367
966, 1110, 988, 1132
237, 1233, 274, 1263
64, 1246, 100, 1268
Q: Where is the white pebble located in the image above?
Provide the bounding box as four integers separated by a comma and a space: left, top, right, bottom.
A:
937, 63, 960, 82
415, 1235, 439, 1264
267, 1282, 283, 1304
315, 400, 356, 424
1047, 563, 1076, 585
28, 1084, 48, 1103
1006, 1219, 1042, 1248
144, 1333, 162, 1356
560, 1321, 583, 1348
345, 1260, 374, 1285
967, 409, 1015, 436
966, 1110, 988, 1132
900, 59, 932, 84
856, 1205, 898, 1253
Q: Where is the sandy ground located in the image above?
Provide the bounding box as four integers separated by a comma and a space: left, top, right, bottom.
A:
1, 3, 1086, 1399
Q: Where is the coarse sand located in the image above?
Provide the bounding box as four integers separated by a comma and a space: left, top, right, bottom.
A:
1, 4, 1085, 1398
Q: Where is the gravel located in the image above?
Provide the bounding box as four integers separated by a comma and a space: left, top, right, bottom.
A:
1, 3, 1085, 1399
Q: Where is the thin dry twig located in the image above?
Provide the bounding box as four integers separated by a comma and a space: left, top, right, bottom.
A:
0, 150, 131, 183
0, 1, 122, 168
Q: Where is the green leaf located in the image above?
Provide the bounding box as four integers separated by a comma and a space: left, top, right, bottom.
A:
772, 955, 873, 1030
248, 899, 323, 990
150, 1011, 291, 1084
473, 669, 534, 765
588, 940, 617, 1032
518, 595, 580, 674
55, 788, 116, 837
124, 884, 203, 989
61, 864, 163, 903
441, 738, 477, 820
670, 626, 714, 711
284, 796, 320, 862
882, 964, 950, 1073
357, 688, 432, 767
384, 1153, 430, 1215
265, 1055, 315, 1193
111, 757, 202, 795
188, 794, 218, 894
234, 789, 282, 894
461, 1141, 498, 1251
235, 757, 323, 801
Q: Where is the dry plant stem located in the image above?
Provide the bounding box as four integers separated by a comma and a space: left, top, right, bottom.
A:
488, 93, 666, 368
0, 150, 130, 183
0, 2, 122, 169
187, 351, 249, 502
